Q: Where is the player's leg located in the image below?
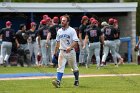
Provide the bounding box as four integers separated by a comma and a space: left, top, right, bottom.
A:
78, 41, 85, 66
86, 43, 94, 68
24, 44, 31, 66
68, 50, 79, 86
52, 50, 67, 88
94, 42, 100, 69
46, 41, 51, 66
51, 39, 56, 57
4, 42, 12, 66
28, 42, 34, 65
101, 41, 109, 66
41, 40, 47, 66
110, 41, 118, 66
1, 42, 6, 64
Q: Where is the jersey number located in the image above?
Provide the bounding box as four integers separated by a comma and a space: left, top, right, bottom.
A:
66, 40, 70, 45
6, 31, 10, 37
90, 30, 97, 37
105, 28, 111, 35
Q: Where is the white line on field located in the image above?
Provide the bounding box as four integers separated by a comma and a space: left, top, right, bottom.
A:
0, 74, 140, 81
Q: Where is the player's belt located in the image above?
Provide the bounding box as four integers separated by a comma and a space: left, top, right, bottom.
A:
60, 49, 73, 52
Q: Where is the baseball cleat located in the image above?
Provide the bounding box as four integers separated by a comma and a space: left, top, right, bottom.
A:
52, 80, 60, 88
74, 80, 79, 86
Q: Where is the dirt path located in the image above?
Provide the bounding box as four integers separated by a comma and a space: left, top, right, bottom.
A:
0, 74, 140, 81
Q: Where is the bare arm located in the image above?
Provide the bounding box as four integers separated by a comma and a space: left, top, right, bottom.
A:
54, 41, 60, 55
83, 35, 88, 49
100, 34, 104, 45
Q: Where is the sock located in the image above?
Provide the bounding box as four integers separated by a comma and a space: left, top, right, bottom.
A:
57, 72, 63, 82
73, 71, 79, 81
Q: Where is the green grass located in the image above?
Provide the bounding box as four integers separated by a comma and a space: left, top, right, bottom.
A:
0, 76, 140, 93
0, 63, 140, 93
0, 63, 140, 74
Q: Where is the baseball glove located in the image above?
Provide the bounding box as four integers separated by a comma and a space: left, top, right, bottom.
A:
134, 45, 139, 51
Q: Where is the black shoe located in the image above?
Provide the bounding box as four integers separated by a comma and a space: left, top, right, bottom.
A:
74, 80, 79, 86
52, 80, 60, 88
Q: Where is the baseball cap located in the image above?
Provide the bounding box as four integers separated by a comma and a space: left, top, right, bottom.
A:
43, 14, 48, 19
60, 16, 63, 21
30, 22, 36, 27
53, 16, 59, 23
101, 21, 109, 26
40, 20, 47, 25
6, 21, 12, 26
82, 16, 88, 20
114, 19, 118, 24
46, 17, 51, 22
91, 19, 98, 24
108, 18, 114, 24
90, 17, 96, 22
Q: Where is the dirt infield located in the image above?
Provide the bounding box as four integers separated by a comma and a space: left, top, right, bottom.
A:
0, 74, 140, 81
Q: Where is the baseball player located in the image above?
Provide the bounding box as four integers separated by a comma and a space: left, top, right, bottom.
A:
52, 15, 79, 88
37, 19, 51, 66
84, 19, 104, 69
113, 19, 124, 64
15, 24, 30, 67
0, 21, 15, 67
27, 22, 38, 66
49, 16, 61, 66
78, 16, 88, 66
101, 18, 118, 67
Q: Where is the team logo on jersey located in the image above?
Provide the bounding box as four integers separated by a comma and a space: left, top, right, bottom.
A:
90, 30, 97, 37
59, 34, 70, 39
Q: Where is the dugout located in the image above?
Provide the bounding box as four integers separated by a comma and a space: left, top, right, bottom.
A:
0, 2, 138, 62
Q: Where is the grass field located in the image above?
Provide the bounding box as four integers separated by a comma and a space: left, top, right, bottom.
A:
0, 63, 140, 93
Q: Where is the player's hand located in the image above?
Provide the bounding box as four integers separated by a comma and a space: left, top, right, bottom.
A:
66, 47, 71, 53
82, 45, 85, 49
46, 43, 49, 48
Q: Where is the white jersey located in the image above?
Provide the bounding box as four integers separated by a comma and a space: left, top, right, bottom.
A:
56, 26, 79, 50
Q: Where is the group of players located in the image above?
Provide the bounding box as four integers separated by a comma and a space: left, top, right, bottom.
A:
0, 14, 61, 67
0, 14, 124, 69
78, 15, 124, 69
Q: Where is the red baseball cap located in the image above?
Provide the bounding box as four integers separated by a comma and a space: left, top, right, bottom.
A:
108, 18, 114, 24
46, 17, 51, 22
30, 22, 36, 27
40, 20, 47, 25
114, 19, 118, 24
60, 16, 63, 21
43, 14, 48, 19
90, 17, 96, 22
6, 21, 12, 26
82, 16, 88, 20
91, 19, 98, 24
53, 16, 59, 23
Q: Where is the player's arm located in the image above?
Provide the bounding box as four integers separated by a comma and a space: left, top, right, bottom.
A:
36, 36, 41, 48
83, 34, 88, 49
54, 41, 60, 55
46, 32, 51, 44
79, 32, 83, 44
100, 34, 104, 45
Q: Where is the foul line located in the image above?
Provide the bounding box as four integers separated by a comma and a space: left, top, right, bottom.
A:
0, 74, 140, 81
